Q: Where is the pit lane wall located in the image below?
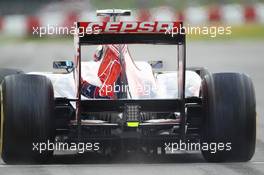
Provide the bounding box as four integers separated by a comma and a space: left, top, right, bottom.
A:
1, 4, 264, 37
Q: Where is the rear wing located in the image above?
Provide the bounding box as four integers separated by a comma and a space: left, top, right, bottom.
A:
75, 21, 185, 45
73, 21, 186, 131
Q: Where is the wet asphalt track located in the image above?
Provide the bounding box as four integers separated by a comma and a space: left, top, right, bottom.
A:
0, 40, 264, 175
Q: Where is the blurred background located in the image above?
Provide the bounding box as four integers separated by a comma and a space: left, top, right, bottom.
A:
0, 0, 264, 40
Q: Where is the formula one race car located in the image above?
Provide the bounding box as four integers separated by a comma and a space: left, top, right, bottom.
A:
0, 9, 256, 164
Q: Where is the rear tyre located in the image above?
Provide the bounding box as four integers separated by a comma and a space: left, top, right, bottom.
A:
0, 68, 23, 83
1, 74, 55, 164
0, 68, 23, 120
201, 73, 256, 162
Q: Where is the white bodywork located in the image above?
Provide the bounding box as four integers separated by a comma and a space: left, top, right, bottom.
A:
29, 61, 202, 99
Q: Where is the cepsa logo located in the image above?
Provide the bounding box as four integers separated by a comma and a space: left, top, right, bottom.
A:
78, 21, 181, 36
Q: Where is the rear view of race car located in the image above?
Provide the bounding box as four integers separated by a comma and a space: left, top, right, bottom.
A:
0, 9, 256, 164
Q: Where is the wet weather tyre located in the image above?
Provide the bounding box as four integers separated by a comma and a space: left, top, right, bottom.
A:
0, 74, 55, 164
201, 73, 256, 162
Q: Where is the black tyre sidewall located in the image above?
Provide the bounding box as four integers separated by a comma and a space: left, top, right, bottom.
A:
1, 74, 55, 164
0, 68, 24, 126
201, 73, 256, 162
